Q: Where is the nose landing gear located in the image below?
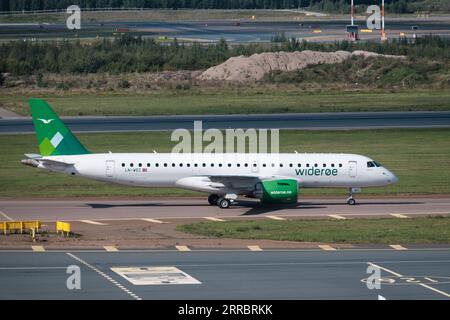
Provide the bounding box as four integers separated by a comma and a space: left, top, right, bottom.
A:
347, 197, 356, 205
346, 188, 361, 205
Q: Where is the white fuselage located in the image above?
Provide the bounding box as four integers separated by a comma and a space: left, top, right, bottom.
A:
40, 153, 398, 195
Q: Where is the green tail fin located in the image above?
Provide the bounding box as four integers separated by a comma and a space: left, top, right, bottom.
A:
29, 99, 90, 156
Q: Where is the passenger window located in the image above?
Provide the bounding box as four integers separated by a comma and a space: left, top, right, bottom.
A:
280, 164, 283, 167
121, 163, 125, 167
147, 163, 150, 167
219, 163, 222, 167
139, 163, 142, 167
314, 164, 318, 168
156, 163, 159, 167
289, 164, 293, 167
323, 164, 326, 168
172, 163, 175, 167
202, 163, 206, 167
187, 163, 191, 167
237, 164, 240, 167
194, 164, 198, 167
211, 163, 214, 167
339, 164, 343, 167
331, 164, 335, 168
245, 163, 248, 167
228, 164, 232, 167
263, 164, 267, 167
164, 163, 167, 167
253, 163, 257, 167
298, 164, 301, 167
130, 163, 134, 167
180, 163, 183, 167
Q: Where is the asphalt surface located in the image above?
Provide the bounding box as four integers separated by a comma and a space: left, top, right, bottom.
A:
2, 112, 450, 134
0, 197, 449, 222
0, 249, 449, 299
1, 19, 450, 43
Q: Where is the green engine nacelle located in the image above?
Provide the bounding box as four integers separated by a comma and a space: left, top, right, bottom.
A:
256, 179, 298, 204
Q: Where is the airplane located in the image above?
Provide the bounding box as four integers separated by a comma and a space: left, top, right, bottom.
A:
21, 99, 398, 209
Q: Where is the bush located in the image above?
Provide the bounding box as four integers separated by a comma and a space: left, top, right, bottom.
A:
36, 72, 45, 87
118, 78, 130, 89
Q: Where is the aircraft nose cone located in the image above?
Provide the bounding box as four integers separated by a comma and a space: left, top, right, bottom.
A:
389, 173, 398, 184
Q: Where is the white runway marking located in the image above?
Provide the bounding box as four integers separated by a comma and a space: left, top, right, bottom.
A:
391, 214, 410, 219
79, 220, 108, 225
390, 245, 408, 250
204, 217, 226, 222
141, 218, 165, 224
367, 262, 450, 299
328, 214, 347, 220
248, 245, 263, 251
267, 215, 286, 221
319, 245, 337, 251
104, 246, 119, 252
0, 210, 14, 221
175, 245, 191, 252
111, 266, 201, 285
67, 253, 142, 300
31, 246, 45, 252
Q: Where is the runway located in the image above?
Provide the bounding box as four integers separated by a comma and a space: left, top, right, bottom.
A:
1, 19, 450, 43
0, 197, 449, 222
2, 111, 450, 134
0, 249, 449, 299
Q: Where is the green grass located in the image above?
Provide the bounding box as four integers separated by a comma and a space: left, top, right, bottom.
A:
2, 90, 450, 116
0, 129, 449, 198
177, 216, 450, 244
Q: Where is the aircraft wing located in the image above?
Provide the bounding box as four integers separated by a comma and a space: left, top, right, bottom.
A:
176, 174, 292, 195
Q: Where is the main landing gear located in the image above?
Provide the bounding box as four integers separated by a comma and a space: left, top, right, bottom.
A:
207, 194, 234, 209
208, 194, 219, 206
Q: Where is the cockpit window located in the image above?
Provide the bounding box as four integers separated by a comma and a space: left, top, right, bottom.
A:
368, 161, 382, 168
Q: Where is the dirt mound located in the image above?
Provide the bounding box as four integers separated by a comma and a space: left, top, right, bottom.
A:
198, 50, 406, 82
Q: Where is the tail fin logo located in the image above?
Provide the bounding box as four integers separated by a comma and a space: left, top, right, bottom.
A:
37, 118, 55, 124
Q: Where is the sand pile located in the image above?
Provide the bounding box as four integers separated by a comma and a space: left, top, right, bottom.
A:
198, 50, 406, 82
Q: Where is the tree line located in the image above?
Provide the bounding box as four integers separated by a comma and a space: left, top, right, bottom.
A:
1, 1, 445, 14
1, 35, 449, 76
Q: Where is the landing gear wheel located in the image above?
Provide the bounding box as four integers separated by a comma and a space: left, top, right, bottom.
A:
217, 198, 231, 209
208, 194, 219, 206
347, 198, 356, 206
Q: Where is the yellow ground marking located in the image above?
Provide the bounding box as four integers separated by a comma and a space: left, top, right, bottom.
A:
391, 214, 410, 219
204, 217, 226, 222
328, 214, 347, 220
390, 244, 408, 251
319, 245, 337, 251
104, 246, 119, 252
141, 218, 166, 224
176, 245, 191, 252
79, 220, 108, 226
31, 245, 45, 252
267, 216, 286, 221
248, 245, 263, 251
